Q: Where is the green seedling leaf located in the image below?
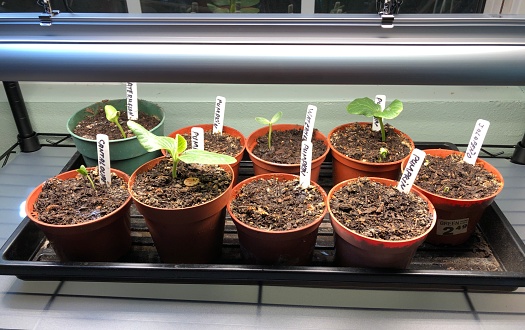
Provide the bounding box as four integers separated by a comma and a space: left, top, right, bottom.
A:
104, 105, 127, 139
76, 165, 95, 190
255, 111, 282, 149
128, 121, 236, 178
346, 97, 403, 142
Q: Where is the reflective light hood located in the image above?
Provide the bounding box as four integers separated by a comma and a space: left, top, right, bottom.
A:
1, 13, 525, 85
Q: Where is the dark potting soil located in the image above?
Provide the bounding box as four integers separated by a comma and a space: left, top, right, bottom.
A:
73, 101, 161, 140
34, 169, 129, 225
330, 178, 434, 241
131, 158, 232, 209
252, 128, 327, 164
181, 130, 243, 157
330, 123, 412, 163
230, 178, 326, 231
415, 153, 502, 199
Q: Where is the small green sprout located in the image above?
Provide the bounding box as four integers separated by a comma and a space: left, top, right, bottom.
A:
346, 97, 403, 142
443, 186, 450, 193
378, 147, 389, 161
104, 105, 127, 139
127, 121, 236, 179
255, 111, 282, 150
76, 165, 95, 190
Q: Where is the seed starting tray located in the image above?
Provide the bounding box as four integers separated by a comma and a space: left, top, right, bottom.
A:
1, 142, 525, 291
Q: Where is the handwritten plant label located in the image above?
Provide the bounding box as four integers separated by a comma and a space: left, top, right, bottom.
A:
126, 82, 138, 120
213, 96, 226, 134
397, 148, 426, 194
96, 134, 111, 185
300, 141, 313, 188
302, 104, 317, 142
372, 95, 386, 131
191, 127, 204, 150
463, 119, 490, 165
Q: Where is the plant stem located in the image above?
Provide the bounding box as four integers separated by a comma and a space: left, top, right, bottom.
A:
172, 158, 179, 178
87, 175, 95, 190
379, 118, 386, 142
268, 123, 273, 149
116, 122, 126, 139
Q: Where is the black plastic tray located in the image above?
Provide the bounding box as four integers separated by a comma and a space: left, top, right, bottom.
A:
2, 142, 525, 291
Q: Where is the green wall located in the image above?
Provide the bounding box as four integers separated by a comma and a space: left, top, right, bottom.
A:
1, 83, 524, 160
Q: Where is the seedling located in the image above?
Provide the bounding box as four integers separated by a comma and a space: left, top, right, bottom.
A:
346, 97, 403, 142
255, 111, 282, 150
104, 105, 127, 139
127, 121, 236, 179
378, 147, 389, 161
76, 165, 95, 190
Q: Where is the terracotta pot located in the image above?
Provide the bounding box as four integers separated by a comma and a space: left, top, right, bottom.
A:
328, 122, 414, 184
402, 149, 504, 245
129, 157, 233, 263
328, 177, 437, 269
245, 124, 330, 182
67, 99, 165, 175
25, 168, 132, 262
167, 124, 246, 184
227, 173, 328, 265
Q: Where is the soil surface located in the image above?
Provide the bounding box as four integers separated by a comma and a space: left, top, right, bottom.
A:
34, 169, 129, 225
73, 101, 161, 140
252, 128, 327, 164
415, 153, 502, 199
330, 123, 412, 163
181, 130, 243, 157
131, 158, 232, 209
229, 178, 326, 231
330, 178, 434, 241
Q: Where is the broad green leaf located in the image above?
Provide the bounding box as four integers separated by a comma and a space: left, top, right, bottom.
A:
212, 0, 230, 6
255, 117, 271, 125
381, 99, 403, 119
175, 134, 187, 155
346, 97, 380, 117
104, 105, 120, 124
270, 111, 283, 124
239, 7, 259, 13
76, 165, 89, 176
241, 0, 260, 6
179, 149, 237, 165
127, 120, 177, 154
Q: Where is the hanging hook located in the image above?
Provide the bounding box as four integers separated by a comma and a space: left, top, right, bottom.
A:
38, 0, 60, 27
377, 0, 402, 29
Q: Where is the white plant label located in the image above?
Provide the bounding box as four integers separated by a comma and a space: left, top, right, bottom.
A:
126, 82, 138, 121
299, 141, 313, 188
96, 134, 111, 185
397, 148, 426, 194
302, 104, 317, 142
191, 127, 204, 150
436, 218, 469, 236
372, 94, 386, 132
213, 96, 226, 134
463, 119, 490, 165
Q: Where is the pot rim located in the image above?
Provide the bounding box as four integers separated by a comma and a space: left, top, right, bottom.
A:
328, 176, 437, 245
401, 148, 505, 203
66, 99, 165, 143
227, 173, 328, 235
25, 167, 132, 229
328, 122, 414, 166
245, 124, 330, 168
129, 156, 234, 211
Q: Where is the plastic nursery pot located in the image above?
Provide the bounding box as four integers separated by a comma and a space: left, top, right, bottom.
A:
129, 157, 234, 264
245, 124, 330, 182
402, 149, 504, 246
227, 173, 328, 265
328, 122, 415, 184
167, 124, 246, 184
67, 99, 165, 175
328, 177, 437, 269
25, 168, 132, 262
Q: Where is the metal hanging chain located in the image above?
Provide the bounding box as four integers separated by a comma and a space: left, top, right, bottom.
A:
377, 0, 403, 15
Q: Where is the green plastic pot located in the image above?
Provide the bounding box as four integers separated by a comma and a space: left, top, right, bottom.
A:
67, 99, 165, 175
